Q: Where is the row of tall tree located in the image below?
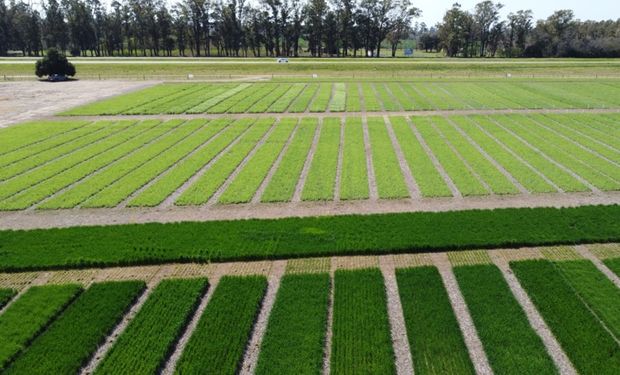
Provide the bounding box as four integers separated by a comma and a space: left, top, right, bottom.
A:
1, 0, 618, 58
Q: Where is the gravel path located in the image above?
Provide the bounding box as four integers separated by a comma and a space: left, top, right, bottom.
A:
385, 116, 421, 199
238, 260, 287, 375
431, 253, 494, 375
160, 263, 230, 375
362, 116, 379, 200
574, 245, 620, 289
489, 252, 578, 375
80, 265, 172, 375
322, 258, 336, 375
379, 255, 415, 375
1, 191, 618, 230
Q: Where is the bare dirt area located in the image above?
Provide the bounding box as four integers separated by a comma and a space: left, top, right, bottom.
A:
0, 190, 618, 230
0, 80, 157, 128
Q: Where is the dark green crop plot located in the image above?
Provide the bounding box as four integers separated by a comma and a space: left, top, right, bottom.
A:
331, 269, 395, 375
256, 274, 330, 375
553, 260, 620, 340
396, 267, 474, 375
94, 278, 208, 375
175, 276, 267, 375
511, 260, 620, 375
0, 205, 618, 272
454, 265, 557, 375
604, 257, 620, 276
0, 288, 16, 309
5, 281, 145, 375
0, 284, 82, 370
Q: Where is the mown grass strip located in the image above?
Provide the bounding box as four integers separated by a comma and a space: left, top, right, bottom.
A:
511, 260, 620, 375
454, 264, 557, 374
301, 118, 340, 201
340, 117, 369, 200
261, 118, 318, 202
176, 118, 273, 205
331, 269, 395, 374
390, 117, 451, 197
219, 119, 297, 204
255, 273, 330, 375
1, 204, 619, 271
0, 288, 16, 309
5, 281, 145, 375
0, 284, 82, 370
174, 276, 267, 375
553, 259, 620, 340
397, 266, 475, 375
127, 119, 241, 207
94, 278, 208, 375
367, 117, 410, 199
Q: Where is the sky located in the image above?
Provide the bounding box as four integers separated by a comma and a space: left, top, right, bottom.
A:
414, 0, 620, 27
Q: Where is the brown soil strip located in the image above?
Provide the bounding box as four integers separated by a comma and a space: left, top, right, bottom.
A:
238, 260, 287, 375
29, 121, 185, 211
50, 108, 620, 122
1, 191, 618, 230
206, 119, 279, 206
470, 117, 563, 193
333, 118, 345, 202
527, 116, 620, 168
292, 118, 322, 202
407, 117, 462, 197
431, 253, 494, 375
159, 121, 255, 208
118, 123, 231, 208
322, 258, 336, 375
362, 116, 379, 200
251, 119, 300, 204
379, 255, 415, 375
384, 116, 421, 199
490, 117, 601, 193
430, 118, 494, 195
80, 265, 172, 375
447, 117, 528, 194
488, 252, 578, 375
160, 262, 230, 375
574, 245, 620, 289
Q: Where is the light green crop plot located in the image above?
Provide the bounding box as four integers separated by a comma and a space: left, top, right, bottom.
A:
367, 117, 410, 199
339, 117, 369, 200
301, 118, 341, 201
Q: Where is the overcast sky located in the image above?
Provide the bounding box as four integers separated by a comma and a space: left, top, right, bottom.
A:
414, 0, 620, 27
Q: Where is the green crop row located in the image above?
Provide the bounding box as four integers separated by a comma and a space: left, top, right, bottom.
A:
164, 84, 237, 113
361, 83, 381, 111
187, 83, 250, 113
390, 117, 452, 197
249, 84, 292, 113
176, 118, 273, 205
345, 82, 361, 112
301, 118, 340, 200
397, 266, 475, 374
331, 269, 395, 374
226, 84, 280, 113
0, 121, 87, 156
329, 83, 346, 112
339, 117, 369, 200
374, 83, 400, 111
288, 83, 318, 112
1, 204, 619, 271
454, 265, 557, 374
261, 118, 318, 202
268, 83, 306, 112
5, 281, 145, 374
367, 117, 410, 199
94, 278, 208, 375
219, 119, 297, 204
206, 84, 261, 114
126, 84, 204, 115
309, 83, 333, 112
0, 288, 15, 309
256, 274, 330, 375
0, 284, 82, 370
511, 260, 620, 374
398, 83, 435, 110
175, 276, 267, 374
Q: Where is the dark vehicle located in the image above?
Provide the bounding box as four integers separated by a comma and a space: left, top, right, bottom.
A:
48, 74, 68, 82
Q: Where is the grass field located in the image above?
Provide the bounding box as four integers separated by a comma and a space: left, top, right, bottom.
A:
1, 246, 619, 374
1, 113, 618, 210
63, 81, 620, 115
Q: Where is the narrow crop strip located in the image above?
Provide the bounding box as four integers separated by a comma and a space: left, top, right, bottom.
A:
396, 266, 475, 374
330, 269, 395, 374
510, 260, 620, 374
0, 288, 16, 309
174, 276, 267, 374
4, 281, 145, 374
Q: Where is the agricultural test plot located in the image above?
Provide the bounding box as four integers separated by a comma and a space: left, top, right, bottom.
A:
0, 112, 618, 211
0, 245, 619, 374
62, 80, 620, 115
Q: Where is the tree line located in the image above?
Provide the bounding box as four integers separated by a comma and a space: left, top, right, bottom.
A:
1, 0, 618, 58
